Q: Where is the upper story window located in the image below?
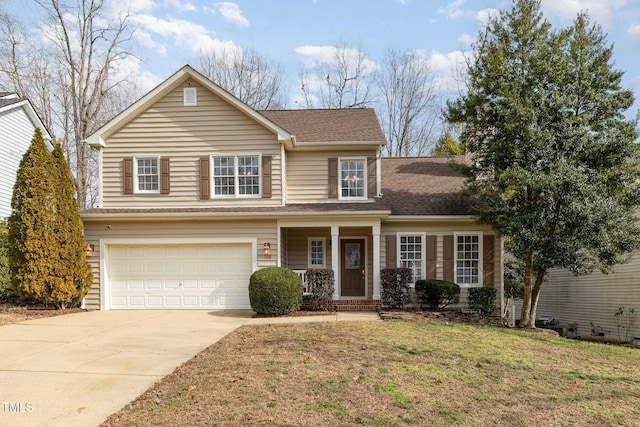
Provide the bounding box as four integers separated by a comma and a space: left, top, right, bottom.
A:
339, 158, 366, 200
135, 157, 159, 193
456, 234, 481, 286
399, 233, 424, 283
308, 238, 326, 268
212, 155, 260, 197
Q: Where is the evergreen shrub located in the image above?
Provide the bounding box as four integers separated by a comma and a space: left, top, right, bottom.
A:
468, 287, 497, 316
415, 279, 460, 310
380, 267, 412, 309
249, 267, 302, 315
305, 269, 334, 311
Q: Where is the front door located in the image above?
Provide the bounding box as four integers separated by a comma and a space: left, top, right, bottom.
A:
341, 239, 365, 297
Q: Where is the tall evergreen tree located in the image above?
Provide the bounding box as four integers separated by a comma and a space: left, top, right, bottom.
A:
7, 129, 92, 308
51, 144, 92, 307
448, 0, 640, 327
8, 128, 61, 305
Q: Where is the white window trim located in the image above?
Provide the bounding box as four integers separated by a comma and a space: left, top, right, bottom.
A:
454, 232, 483, 288
308, 237, 326, 268
210, 154, 262, 199
338, 157, 367, 201
133, 155, 160, 194
183, 87, 197, 106
397, 232, 426, 284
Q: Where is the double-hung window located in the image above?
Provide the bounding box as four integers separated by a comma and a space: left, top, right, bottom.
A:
399, 234, 424, 283
339, 158, 366, 200
212, 155, 260, 197
135, 157, 159, 193
308, 238, 325, 268
456, 234, 481, 286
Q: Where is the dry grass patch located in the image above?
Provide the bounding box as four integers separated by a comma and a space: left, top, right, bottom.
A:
102, 317, 640, 426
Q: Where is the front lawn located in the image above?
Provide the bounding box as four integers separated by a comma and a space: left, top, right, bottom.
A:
102, 316, 640, 426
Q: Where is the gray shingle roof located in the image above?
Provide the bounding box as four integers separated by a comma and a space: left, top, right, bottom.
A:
377, 156, 471, 216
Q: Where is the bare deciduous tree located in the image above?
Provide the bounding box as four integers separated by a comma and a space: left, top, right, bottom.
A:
0, 0, 136, 208
195, 46, 287, 110
298, 42, 376, 109
375, 48, 443, 157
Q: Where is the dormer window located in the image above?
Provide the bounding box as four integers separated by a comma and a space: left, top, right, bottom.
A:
183, 87, 197, 106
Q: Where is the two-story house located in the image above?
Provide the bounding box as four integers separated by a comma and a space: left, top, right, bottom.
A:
83, 65, 503, 312
0, 93, 52, 218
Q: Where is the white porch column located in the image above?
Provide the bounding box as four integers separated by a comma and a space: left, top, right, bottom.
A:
372, 224, 381, 300
331, 225, 339, 299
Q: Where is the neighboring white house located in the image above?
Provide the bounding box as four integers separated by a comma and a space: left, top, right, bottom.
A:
0, 93, 53, 218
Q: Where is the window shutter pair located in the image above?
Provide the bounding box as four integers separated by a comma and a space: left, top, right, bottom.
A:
198, 155, 272, 199
327, 157, 377, 199
123, 157, 170, 194
442, 235, 495, 285
385, 235, 437, 278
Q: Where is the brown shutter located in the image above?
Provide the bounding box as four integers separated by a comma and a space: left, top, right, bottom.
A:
328, 158, 338, 198
443, 235, 454, 282
262, 155, 272, 198
367, 157, 377, 198
426, 235, 437, 279
483, 235, 495, 287
160, 157, 170, 194
386, 235, 397, 268
200, 156, 210, 199
123, 157, 133, 194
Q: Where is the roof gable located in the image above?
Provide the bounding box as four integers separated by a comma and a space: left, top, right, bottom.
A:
86, 65, 294, 147
0, 95, 53, 145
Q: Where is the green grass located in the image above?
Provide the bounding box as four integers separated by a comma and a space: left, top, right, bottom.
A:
102, 317, 640, 427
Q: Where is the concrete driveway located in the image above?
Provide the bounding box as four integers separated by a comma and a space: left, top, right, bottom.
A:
0, 310, 379, 427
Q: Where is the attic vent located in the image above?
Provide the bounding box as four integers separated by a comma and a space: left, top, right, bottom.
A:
183, 87, 197, 106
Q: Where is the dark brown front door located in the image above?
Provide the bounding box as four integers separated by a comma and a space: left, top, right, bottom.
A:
341, 239, 365, 297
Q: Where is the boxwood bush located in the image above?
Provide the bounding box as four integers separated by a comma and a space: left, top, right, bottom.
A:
468, 287, 497, 316
380, 267, 412, 309
248, 267, 302, 315
415, 279, 460, 310
304, 269, 335, 311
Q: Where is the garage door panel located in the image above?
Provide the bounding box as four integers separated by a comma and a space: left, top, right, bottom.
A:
108, 244, 252, 309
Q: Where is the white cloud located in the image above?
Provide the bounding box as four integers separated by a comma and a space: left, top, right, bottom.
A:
437, 0, 468, 19
628, 23, 640, 51
541, 0, 628, 28
131, 14, 239, 53
428, 49, 469, 94
458, 33, 474, 46
295, 45, 378, 74
112, 56, 163, 95
476, 8, 499, 28
216, 2, 250, 28
134, 30, 167, 55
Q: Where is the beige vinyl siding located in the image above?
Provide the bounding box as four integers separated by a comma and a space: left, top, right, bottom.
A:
83, 218, 278, 309
101, 80, 282, 208
286, 150, 377, 203
532, 258, 640, 342
381, 221, 502, 309
283, 228, 332, 270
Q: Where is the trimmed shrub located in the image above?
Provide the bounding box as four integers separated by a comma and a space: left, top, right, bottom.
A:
415, 279, 460, 310
249, 267, 302, 315
380, 268, 412, 309
305, 269, 335, 311
468, 287, 497, 316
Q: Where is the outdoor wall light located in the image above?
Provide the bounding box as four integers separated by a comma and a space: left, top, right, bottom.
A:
263, 242, 271, 256
86, 243, 95, 257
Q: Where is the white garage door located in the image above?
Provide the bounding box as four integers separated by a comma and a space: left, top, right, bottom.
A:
108, 244, 253, 309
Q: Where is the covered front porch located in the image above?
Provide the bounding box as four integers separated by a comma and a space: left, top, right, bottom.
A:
276, 218, 382, 310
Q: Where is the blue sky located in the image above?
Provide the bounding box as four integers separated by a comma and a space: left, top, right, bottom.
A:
6, 0, 640, 116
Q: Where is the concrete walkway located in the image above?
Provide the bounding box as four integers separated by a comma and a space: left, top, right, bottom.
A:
0, 310, 379, 427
